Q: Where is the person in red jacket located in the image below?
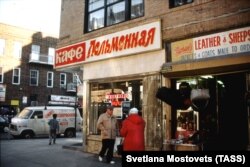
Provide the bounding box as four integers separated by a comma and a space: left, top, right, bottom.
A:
120, 107, 146, 151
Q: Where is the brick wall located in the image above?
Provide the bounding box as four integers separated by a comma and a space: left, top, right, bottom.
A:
58, 0, 250, 47
0, 24, 74, 109
58, 0, 250, 152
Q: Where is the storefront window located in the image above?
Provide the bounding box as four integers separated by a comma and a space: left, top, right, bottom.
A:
155, 70, 248, 150
89, 80, 142, 135
175, 76, 217, 145
176, 108, 198, 139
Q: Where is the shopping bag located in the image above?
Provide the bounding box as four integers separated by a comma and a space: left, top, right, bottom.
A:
117, 144, 123, 155
116, 138, 123, 155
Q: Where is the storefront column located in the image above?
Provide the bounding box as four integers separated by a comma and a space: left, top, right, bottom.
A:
82, 80, 89, 152
161, 77, 172, 141
247, 73, 250, 150
131, 80, 141, 109
143, 75, 162, 150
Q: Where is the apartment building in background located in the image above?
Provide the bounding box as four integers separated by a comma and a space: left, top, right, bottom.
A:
56, 0, 250, 152
0, 23, 81, 117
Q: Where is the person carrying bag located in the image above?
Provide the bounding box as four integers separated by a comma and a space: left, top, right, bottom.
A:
116, 137, 124, 155
120, 108, 146, 151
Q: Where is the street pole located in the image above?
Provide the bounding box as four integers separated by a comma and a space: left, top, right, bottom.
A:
75, 83, 77, 137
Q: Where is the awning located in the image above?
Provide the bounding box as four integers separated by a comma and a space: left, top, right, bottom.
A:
161, 54, 250, 78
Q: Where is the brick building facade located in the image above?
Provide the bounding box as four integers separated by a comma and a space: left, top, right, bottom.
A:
56, 0, 250, 152
0, 24, 78, 116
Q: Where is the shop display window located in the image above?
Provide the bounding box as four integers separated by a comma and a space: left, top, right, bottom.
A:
89, 80, 142, 135
174, 76, 217, 145
176, 108, 198, 141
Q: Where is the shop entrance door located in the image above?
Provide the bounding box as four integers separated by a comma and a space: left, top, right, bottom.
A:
174, 72, 249, 150
216, 73, 249, 150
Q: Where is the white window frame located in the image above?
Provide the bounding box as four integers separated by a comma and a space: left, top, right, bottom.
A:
169, 0, 193, 8
48, 47, 55, 56
31, 44, 40, 54
48, 47, 55, 64
0, 67, 3, 83
13, 41, 22, 59
86, 0, 144, 32
12, 68, 21, 85
60, 73, 67, 88
73, 74, 78, 85
0, 39, 5, 56
47, 71, 54, 88
30, 70, 39, 86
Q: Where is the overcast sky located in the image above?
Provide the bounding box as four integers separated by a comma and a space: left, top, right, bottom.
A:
0, 0, 61, 37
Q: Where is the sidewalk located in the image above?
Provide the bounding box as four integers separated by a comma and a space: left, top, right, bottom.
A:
62, 142, 122, 166
1, 132, 122, 166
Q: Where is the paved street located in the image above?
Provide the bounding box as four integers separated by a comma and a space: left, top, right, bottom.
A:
0, 132, 122, 167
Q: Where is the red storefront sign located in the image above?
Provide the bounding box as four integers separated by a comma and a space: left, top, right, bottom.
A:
55, 42, 86, 68
105, 94, 128, 99
55, 21, 161, 69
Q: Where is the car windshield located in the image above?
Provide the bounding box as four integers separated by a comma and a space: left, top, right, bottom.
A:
17, 109, 33, 119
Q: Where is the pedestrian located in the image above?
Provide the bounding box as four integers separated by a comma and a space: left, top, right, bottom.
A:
97, 105, 118, 164
48, 113, 59, 145
120, 107, 145, 151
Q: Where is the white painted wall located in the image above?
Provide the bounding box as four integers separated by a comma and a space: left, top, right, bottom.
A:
83, 49, 165, 80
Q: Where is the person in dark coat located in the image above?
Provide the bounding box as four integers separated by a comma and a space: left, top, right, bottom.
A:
48, 114, 59, 145
120, 107, 146, 151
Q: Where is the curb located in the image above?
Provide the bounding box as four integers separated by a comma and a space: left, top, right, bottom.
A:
62, 145, 84, 151
62, 143, 84, 152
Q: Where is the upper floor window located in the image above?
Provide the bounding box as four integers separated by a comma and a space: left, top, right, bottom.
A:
48, 47, 55, 64
169, 0, 193, 8
0, 67, 3, 83
30, 70, 39, 86
86, 0, 144, 32
12, 68, 21, 85
60, 73, 67, 88
13, 41, 22, 59
31, 45, 40, 55
0, 39, 5, 56
47, 72, 54, 88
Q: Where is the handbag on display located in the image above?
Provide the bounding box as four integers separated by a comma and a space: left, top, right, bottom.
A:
190, 89, 210, 111
190, 89, 210, 100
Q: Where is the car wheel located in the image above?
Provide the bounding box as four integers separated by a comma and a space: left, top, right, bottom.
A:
22, 131, 33, 139
65, 129, 75, 138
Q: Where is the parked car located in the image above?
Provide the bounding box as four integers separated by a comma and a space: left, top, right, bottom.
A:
0, 115, 9, 133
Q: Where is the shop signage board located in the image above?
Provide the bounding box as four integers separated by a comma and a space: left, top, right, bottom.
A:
48, 94, 77, 106
54, 42, 86, 69
171, 26, 250, 62
11, 100, 19, 106
105, 93, 128, 100
55, 21, 161, 69
105, 93, 129, 107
